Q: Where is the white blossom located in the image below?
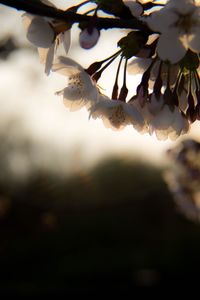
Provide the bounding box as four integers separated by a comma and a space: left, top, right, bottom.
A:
129, 93, 190, 140
128, 57, 152, 75
149, 102, 190, 140
90, 96, 145, 131
22, 14, 55, 48
145, 0, 200, 63
38, 30, 71, 75
53, 57, 99, 111
22, 6, 71, 75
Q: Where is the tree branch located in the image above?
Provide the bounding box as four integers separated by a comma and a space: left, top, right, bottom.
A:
0, 0, 150, 31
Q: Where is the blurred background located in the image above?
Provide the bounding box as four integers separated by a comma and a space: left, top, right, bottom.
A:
1, 0, 200, 294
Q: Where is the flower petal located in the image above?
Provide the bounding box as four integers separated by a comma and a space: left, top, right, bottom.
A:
52, 56, 83, 76
23, 14, 55, 48
90, 99, 126, 130
59, 30, 71, 54
187, 27, 200, 53
145, 9, 178, 33
54, 57, 99, 110
150, 105, 175, 130
38, 44, 55, 75
157, 29, 187, 63
128, 58, 152, 74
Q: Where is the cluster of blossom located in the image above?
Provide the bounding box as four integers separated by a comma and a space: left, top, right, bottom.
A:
164, 139, 200, 221
22, 0, 200, 140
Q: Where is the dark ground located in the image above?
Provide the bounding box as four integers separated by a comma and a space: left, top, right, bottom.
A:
0, 157, 200, 295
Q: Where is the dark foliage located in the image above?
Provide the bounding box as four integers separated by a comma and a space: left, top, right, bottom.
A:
0, 157, 199, 294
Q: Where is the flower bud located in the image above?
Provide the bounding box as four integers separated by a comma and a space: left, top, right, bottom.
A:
79, 27, 100, 49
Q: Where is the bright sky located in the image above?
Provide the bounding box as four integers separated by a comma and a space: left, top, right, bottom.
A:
0, 0, 199, 178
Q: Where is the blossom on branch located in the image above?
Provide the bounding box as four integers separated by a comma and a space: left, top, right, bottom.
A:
129, 93, 190, 140
90, 95, 145, 131
22, 0, 71, 75
53, 57, 99, 111
3, 0, 200, 140
145, 0, 200, 63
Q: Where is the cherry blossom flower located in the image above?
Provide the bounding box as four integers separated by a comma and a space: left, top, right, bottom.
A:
22, 14, 55, 48
22, 0, 71, 75
129, 93, 190, 140
145, 0, 200, 63
38, 29, 71, 75
18, 0, 199, 139
128, 58, 180, 88
52, 57, 99, 111
149, 104, 190, 140
90, 96, 145, 131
